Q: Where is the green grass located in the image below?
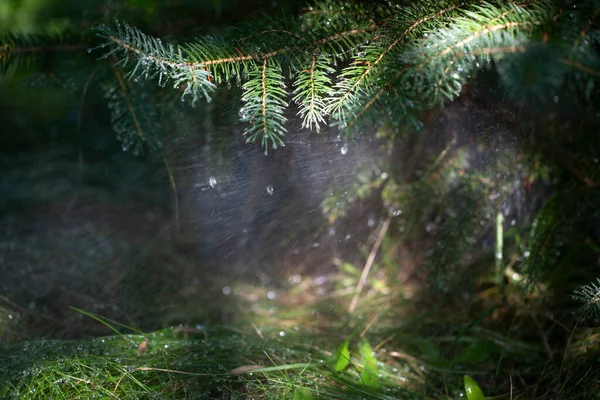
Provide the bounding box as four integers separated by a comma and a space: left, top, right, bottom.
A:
1, 257, 599, 399
0, 319, 419, 399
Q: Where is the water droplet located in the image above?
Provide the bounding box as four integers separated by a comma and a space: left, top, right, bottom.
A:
267, 291, 276, 300
524, 250, 530, 257
209, 176, 217, 188
553, 95, 559, 103
381, 172, 388, 180
279, 331, 285, 337
222, 286, 231, 295
266, 184, 274, 195
340, 144, 348, 155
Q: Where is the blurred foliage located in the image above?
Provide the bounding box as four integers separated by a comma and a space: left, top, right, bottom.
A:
0, 0, 78, 34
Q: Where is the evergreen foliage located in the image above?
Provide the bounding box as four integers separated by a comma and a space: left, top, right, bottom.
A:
0, 30, 92, 74
573, 277, 600, 321
2, 0, 598, 152
93, 0, 598, 146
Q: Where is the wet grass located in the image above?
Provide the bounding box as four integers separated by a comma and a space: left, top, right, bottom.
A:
2, 259, 598, 400
0, 212, 597, 400
0, 311, 422, 399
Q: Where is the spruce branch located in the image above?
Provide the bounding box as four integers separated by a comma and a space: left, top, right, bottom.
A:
292, 53, 334, 132
97, 5, 376, 146
111, 62, 147, 143
407, 2, 550, 106
0, 32, 89, 74
96, 22, 215, 104
105, 61, 163, 155
240, 58, 288, 152
325, 2, 461, 124
573, 278, 600, 322
94, 0, 600, 150
98, 8, 374, 99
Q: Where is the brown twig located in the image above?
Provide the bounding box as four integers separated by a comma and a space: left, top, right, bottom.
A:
163, 155, 180, 231
110, 59, 146, 142
348, 211, 393, 313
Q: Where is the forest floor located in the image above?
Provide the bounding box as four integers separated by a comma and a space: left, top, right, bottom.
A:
0, 142, 597, 399
1, 204, 594, 399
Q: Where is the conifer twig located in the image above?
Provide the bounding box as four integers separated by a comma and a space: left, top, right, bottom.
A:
162, 154, 179, 231
110, 61, 146, 142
